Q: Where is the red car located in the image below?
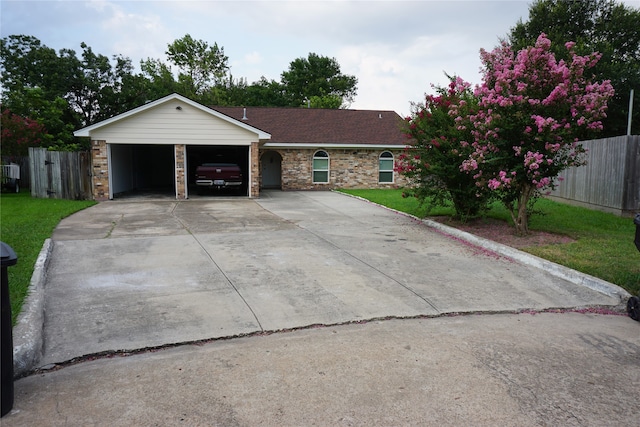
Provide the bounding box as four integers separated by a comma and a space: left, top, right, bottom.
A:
195, 163, 243, 195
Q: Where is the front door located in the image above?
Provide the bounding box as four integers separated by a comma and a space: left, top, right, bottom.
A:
261, 151, 282, 189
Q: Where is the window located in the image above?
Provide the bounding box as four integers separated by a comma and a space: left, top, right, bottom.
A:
379, 151, 394, 183
313, 150, 330, 183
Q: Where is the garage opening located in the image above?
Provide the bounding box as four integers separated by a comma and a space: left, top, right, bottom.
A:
187, 145, 249, 197
110, 144, 174, 198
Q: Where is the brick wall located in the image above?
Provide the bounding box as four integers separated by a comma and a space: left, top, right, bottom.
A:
90, 142, 406, 200
275, 148, 408, 191
175, 144, 186, 199
250, 141, 260, 197
91, 140, 109, 200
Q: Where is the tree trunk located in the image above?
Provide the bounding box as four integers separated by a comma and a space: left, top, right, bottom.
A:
513, 184, 534, 236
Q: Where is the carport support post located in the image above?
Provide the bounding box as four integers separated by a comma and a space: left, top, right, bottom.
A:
251, 141, 260, 197
91, 140, 109, 201
175, 144, 186, 199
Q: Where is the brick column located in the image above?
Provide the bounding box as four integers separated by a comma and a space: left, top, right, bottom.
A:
91, 140, 109, 200
250, 141, 260, 197
175, 144, 186, 199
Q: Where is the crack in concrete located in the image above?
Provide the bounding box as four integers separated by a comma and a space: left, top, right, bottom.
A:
24, 307, 625, 378
103, 215, 122, 238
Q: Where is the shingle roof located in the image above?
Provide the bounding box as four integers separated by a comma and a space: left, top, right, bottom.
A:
211, 106, 408, 146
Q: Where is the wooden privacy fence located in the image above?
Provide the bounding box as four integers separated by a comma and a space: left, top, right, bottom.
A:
29, 147, 92, 200
548, 135, 640, 215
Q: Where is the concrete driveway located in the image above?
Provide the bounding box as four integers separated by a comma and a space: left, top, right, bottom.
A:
39, 190, 622, 366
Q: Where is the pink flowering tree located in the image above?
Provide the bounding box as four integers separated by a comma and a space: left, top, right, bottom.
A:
462, 33, 614, 235
0, 108, 46, 158
397, 76, 492, 219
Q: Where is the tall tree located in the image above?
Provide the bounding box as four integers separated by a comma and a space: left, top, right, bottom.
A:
1, 35, 62, 99
463, 34, 614, 235
5, 87, 77, 149
65, 44, 149, 126
509, 0, 640, 136
65, 42, 115, 126
1, 35, 146, 148
242, 77, 289, 107
397, 75, 491, 220
165, 34, 229, 97
140, 57, 179, 100
1, 36, 83, 147
280, 53, 358, 108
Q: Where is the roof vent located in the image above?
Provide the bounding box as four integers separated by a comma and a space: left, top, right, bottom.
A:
379, 113, 382, 119
242, 108, 248, 120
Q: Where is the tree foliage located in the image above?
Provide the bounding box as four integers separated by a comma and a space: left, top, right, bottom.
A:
0, 108, 46, 157
397, 76, 491, 220
509, 0, 640, 136
398, 34, 613, 235
280, 53, 358, 108
66, 43, 147, 126
1, 35, 148, 151
1, 34, 359, 154
165, 34, 229, 97
140, 57, 180, 100
9, 88, 77, 149
139, 44, 354, 109
464, 34, 614, 235
222, 76, 289, 107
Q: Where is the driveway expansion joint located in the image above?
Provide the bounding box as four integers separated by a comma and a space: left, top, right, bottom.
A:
21, 306, 626, 379
168, 202, 265, 331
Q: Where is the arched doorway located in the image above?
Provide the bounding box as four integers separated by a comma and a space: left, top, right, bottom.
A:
261, 150, 282, 189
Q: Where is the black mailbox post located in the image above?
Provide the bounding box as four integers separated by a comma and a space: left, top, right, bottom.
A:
1, 242, 18, 417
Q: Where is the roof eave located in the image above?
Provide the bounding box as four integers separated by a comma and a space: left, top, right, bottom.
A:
262, 142, 409, 149
73, 93, 271, 140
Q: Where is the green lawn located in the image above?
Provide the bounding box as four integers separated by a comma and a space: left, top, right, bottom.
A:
0, 191, 96, 324
339, 189, 640, 296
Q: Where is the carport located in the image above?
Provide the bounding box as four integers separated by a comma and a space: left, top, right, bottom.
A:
109, 144, 175, 197
74, 93, 270, 200
187, 145, 250, 196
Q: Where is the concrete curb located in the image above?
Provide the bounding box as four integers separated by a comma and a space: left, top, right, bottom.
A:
421, 218, 631, 302
340, 192, 631, 304
12, 239, 50, 377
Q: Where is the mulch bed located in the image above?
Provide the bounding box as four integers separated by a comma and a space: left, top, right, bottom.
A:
429, 216, 575, 249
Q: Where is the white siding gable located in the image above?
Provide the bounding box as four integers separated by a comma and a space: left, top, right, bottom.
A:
87, 101, 260, 146
74, 94, 269, 145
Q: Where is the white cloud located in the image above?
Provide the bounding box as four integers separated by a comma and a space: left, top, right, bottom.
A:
336, 29, 492, 115
83, 1, 169, 61
243, 51, 263, 65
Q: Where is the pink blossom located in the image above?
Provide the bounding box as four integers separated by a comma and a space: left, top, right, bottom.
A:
488, 179, 501, 190
461, 158, 478, 171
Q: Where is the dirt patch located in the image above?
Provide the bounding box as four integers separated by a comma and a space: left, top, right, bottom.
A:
429, 217, 575, 249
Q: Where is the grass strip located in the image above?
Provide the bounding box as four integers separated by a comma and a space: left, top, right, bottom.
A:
339, 189, 639, 296
0, 191, 96, 324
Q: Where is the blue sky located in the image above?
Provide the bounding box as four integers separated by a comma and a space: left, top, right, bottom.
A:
2, 1, 638, 115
